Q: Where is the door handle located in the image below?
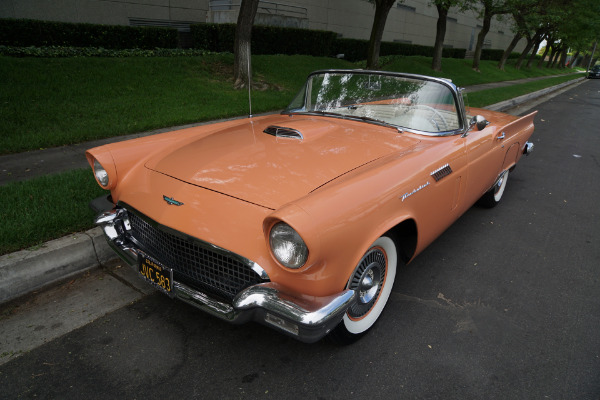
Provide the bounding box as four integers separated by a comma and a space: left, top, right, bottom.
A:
497, 131, 505, 140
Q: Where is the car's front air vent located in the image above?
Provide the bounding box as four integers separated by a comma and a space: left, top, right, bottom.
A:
264, 125, 303, 140
431, 164, 453, 182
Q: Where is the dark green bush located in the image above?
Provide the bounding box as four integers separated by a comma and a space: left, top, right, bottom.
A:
0, 18, 178, 49
331, 38, 369, 61
481, 48, 505, 61
333, 38, 466, 62
443, 47, 467, 59
190, 23, 337, 57
0, 45, 211, 58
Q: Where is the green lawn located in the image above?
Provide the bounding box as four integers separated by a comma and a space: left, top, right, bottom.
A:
0, 169, 106, 255
378, 55, 581, 87
0, 54, 353, 154
468, 74, 583, 108
0, 54, 581, 154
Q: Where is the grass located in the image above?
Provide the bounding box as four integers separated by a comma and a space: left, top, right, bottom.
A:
378, 56, 581, 87
0, 54, 581, 154
468, 74, 584, 108
0, 169, 106, 255
0, 54, 353, 154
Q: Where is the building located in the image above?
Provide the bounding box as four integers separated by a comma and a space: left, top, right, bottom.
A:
0, 0, 523, 52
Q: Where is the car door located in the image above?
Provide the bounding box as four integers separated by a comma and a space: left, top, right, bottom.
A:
463, 125, 506, 205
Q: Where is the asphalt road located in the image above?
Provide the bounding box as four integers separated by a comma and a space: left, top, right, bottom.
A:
1, 80, 599, 399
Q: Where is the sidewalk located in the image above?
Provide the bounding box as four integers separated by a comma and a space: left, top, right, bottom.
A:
0, 74, 588, 304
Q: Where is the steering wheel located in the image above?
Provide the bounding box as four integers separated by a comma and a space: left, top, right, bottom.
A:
414, 105, 449, 132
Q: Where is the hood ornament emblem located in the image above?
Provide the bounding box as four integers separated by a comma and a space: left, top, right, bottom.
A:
163, 195, 184, 206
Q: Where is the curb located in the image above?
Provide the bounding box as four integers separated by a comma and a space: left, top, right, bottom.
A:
0, 76, 587, 306
0, 227, 115, 304
484, 77, 586, 112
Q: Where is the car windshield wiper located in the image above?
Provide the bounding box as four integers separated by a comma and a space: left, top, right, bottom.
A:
347, 115, 404, 133
289, 110, 403, 133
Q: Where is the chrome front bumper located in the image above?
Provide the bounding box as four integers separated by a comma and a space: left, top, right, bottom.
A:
95, 206, 355, 343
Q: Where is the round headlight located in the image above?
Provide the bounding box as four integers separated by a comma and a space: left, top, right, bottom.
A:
269, 222, 308, 269
93, 159, 110, 187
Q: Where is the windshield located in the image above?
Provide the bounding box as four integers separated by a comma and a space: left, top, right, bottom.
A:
285, 71, 463, 135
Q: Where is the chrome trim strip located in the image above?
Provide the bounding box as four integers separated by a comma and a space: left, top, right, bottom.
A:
430, 163, 453, 182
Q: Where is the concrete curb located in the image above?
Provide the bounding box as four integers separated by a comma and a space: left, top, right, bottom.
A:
0, 227, 115, 304
0, 76, 588, 306
484, 77, 586, 112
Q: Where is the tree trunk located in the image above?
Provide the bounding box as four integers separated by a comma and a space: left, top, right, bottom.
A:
545, 45, 555, 68
526, 36, 542, 68
366, 0, 395, 69
515, 36, 534, 70
472, 11, 492, 71
569, 50, 580, 68
537, 38, 552, 68
558, 48, 568, 68
233, 0, 259, 89
432, 4, 448, 72
498, 33, 521, 70
581, 54, 590, 69
550, 46, 561, 68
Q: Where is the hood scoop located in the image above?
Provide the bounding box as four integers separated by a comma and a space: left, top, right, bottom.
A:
264, 125, 303, 140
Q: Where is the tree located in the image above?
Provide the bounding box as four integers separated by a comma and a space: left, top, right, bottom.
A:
233, 0, 259, 89
471, 0, 511, 71
431, 0, 472, 71
366, 0, 400, 69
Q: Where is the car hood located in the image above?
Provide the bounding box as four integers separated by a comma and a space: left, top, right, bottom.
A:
145, 115, 420, 209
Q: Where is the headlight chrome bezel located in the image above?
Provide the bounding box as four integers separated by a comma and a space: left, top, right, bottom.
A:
269, 222, 309, 269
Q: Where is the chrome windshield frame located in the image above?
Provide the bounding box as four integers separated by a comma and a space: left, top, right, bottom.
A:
282, 69, 469, 137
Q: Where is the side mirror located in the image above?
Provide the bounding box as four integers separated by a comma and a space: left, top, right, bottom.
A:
470, 115, 490, 131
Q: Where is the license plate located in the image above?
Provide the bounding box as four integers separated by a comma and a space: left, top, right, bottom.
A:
138, 255, 173, 295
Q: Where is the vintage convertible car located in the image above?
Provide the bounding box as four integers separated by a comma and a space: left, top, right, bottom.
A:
88, 70, 536, 344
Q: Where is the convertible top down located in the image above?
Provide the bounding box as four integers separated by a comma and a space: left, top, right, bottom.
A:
88, 70, 535, 344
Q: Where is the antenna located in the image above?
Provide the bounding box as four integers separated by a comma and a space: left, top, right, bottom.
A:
247, 49, 253, 118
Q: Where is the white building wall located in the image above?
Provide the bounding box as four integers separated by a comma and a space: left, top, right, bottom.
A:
0, 0, 523, 52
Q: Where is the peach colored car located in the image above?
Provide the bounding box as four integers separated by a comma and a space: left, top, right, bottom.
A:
88, 70, 536, 344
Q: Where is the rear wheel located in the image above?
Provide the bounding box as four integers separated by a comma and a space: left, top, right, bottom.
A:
329, 236, 397, 345
478, 170, 509, 208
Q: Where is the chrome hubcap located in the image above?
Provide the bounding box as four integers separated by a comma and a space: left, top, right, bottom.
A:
358, 269, 379, 304
348, 248, 386, 318
494, 176, 504, 194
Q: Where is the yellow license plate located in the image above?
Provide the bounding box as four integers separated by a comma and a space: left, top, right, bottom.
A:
138, 255, 173, 294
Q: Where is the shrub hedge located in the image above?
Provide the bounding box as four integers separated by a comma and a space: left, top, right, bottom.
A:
3, 18, 468, 60
190, 23, 337, 57
480, 49, 524, 61
0, 45, 212, 58
0, 18, 178, 49
192, 23, 466, 60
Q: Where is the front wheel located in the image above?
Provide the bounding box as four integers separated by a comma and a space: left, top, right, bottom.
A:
478, 170, 509, 208
329, 236, 397, 345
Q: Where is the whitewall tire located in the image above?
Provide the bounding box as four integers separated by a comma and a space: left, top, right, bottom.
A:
329, 236, 397, 344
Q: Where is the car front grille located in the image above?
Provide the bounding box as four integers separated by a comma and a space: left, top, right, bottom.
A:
126, 209, 267, 302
